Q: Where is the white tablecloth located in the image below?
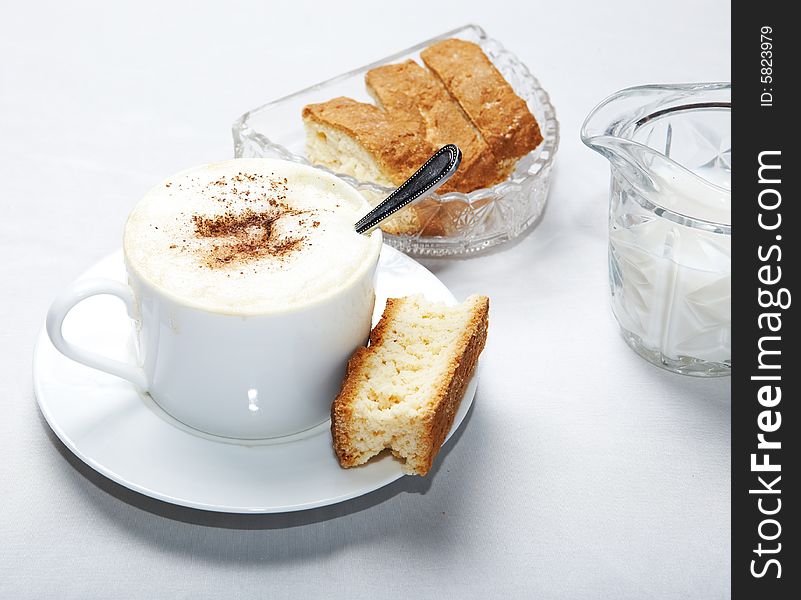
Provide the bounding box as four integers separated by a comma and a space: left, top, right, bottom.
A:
0, 1, 731, 598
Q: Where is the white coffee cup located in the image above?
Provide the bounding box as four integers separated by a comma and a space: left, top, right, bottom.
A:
46, 159, 383, 440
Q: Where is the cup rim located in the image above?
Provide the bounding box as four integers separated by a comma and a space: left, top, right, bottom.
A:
123, 158, 383, 316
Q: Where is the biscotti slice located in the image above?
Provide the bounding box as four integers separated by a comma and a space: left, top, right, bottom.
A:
421, 39, 543, 165
302, 96, 434, 234
331, 294, 489, 476
366, 60, 508, 193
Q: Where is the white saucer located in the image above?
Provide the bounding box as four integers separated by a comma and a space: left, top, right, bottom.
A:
33, 246, 477, 513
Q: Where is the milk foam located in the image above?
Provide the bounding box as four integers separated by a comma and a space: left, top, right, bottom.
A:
123, 159, 381, 314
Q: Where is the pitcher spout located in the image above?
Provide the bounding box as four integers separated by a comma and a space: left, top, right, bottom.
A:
581, 82, 730, 146
581, 82, 731, 227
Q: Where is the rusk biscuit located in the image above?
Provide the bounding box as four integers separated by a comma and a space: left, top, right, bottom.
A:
331, 295, 489, 476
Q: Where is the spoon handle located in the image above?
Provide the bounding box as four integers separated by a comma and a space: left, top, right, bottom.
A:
354, 144, 462, 235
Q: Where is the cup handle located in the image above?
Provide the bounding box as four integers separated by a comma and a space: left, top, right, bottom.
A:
46, 278, 148, 390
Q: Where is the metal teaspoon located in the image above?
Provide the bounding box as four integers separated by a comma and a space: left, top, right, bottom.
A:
354, 144, 462, 235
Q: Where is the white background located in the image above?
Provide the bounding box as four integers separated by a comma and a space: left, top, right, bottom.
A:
0, 1, 731, 598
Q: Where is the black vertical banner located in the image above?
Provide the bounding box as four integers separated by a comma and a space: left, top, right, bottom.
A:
732, 2, 798, 598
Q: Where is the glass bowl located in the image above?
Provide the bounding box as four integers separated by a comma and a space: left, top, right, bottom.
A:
232, 24, 559, 257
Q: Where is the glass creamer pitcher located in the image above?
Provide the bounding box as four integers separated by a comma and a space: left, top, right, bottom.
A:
581, 83, 731, 376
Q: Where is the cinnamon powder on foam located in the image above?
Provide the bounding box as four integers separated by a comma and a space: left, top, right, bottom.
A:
176, 173, 321, 269
191, 208, 305, 268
